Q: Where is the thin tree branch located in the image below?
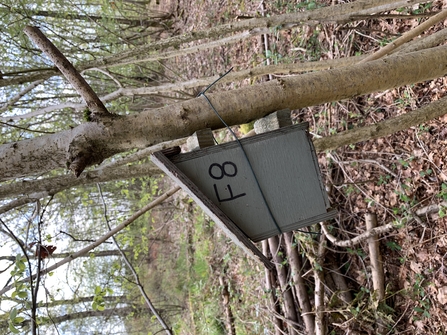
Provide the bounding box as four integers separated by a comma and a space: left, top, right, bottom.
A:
261, 240, 284, 335
59, 230, 113, 244
314, 233, 327, 335
23, 26, 112, 120
284, 232, 315, 335
0, 162, 159, 200
365, 213, 385, 301
360, 8, 447, 62
81, 68, 123, 88
0, 79, 45, 113
0, 120, 55, 134
97, 183, 172, 334
0, 219, 37, 333
313, 92, 447, 153
1, 58, 366, 122
320, 221, 397, 248
0, 186, 180, 296
0, 194, 47, 216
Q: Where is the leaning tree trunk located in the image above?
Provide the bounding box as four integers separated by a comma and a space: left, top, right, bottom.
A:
2, 45, 447, 180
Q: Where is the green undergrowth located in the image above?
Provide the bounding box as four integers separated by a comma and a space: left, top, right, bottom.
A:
165, 206, 269, 334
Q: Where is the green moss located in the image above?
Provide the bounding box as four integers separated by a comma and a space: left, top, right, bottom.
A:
83, 109, 92, 122
239, 121, 254, 134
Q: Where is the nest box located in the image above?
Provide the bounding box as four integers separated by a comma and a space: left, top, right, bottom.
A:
152, 112, 336, 269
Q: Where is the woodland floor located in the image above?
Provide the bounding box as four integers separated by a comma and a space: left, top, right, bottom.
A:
144, 0, 447, 334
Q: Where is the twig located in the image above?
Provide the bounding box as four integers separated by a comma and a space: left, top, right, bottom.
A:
416, 201, 447, 217
23, 26, 112, 119
97, 184, 172, 335
360, 9, 447, 62
328, 152, 391, 214
0, 219, 37, 333
0, 120, 55, 134
100, 138, 186, 170
0, 194, 48, 216
0, 79, 45, 112
314, 233, 326, 335
0, 186, 180, 296
81, 68, 123, 88
365, 213, 387, 333
336, 159, 398, 179
351, 12, 441, 20
218, 276, 236, 335
259, 0, 273, 81
414, 131, 447, 181
59, 230, 112, 244
320, 221, 397, 248
261, 240, 284, 335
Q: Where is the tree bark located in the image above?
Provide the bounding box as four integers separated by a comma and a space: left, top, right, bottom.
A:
261, 240, 284, 335
2, 45, 447, 180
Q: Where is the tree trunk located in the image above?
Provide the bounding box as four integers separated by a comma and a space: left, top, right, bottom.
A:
268, 235, 299, 334
0, 163, 158, 199
1, 295, 131, 308
284, 232, 315, 335
2, 45, 447, 180
0, 0, 420, 87
8, 306, 151, 330
0, 249, 133, 262
262, 240, 284, 335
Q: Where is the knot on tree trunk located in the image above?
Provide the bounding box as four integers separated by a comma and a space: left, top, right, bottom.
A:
67, 131, 109, 177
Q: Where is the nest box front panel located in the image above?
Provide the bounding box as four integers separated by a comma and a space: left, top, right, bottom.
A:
171, 124, 334, 242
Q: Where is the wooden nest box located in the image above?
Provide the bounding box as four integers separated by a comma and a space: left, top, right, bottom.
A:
151, 110, 337, 269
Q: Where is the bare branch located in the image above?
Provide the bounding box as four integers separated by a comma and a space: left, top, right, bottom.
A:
97, 184, 172, 334
0, 79, 45, 113
320, 221, 397, 248
360, 9, 447, 62
23, 26, 112, 119
0, 194, 47, 216
313, 233, 326, 335
0, 186, 180, 296
313, 92, 447, 153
